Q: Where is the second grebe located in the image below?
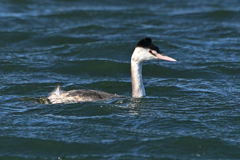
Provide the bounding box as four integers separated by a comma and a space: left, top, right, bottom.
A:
48, 37, 176, 104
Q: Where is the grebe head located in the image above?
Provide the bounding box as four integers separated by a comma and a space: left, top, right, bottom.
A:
131, 37, 177, 63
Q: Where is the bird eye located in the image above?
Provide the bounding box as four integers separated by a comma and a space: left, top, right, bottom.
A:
149, 50, 156, 56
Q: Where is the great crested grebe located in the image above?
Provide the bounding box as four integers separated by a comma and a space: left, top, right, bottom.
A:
47, 37, 176, 104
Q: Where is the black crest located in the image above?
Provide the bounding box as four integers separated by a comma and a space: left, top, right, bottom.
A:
137, 37, 161, 53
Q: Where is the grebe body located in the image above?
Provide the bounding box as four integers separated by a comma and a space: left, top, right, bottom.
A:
48, 37, 176, 104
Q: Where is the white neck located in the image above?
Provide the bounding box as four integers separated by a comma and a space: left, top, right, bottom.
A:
131, 48, 146, 98
130, 44, 176, 98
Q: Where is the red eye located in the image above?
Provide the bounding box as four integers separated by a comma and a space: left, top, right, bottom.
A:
149, 50, 152, 53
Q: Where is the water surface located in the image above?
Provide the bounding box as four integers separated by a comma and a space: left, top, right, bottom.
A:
0, 0, 240, 159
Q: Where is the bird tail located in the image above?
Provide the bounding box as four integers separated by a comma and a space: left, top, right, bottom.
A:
49, 84, 63, 96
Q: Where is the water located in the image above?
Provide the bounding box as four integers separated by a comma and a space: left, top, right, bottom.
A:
0, 0, 240, 159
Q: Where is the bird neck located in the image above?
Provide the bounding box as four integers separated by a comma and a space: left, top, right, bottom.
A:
131, 60, 146, 98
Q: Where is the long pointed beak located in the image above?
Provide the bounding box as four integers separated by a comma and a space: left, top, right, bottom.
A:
156, 54, 177, 62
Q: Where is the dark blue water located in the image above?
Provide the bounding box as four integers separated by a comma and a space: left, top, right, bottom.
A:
0, 0, 240, 159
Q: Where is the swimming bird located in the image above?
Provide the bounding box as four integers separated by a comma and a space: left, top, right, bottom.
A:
47, 37, 176, 104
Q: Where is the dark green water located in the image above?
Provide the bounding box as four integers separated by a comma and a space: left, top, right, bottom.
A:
0, 0, 240, 159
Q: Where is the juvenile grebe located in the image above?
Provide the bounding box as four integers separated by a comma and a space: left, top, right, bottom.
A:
47, 37, 176, 104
